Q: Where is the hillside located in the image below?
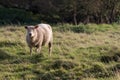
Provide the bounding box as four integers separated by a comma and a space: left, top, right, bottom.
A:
0, 24, 120, 80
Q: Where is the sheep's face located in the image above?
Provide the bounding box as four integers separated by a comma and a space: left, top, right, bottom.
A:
25, 26, 38, 38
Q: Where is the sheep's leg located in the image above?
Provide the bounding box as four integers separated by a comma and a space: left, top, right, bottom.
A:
30, 47, 32, 56
36, 46, 41, 54
48, 42, 52, 56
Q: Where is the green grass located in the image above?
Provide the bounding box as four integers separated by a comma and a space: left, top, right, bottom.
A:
0, 24, 120, 80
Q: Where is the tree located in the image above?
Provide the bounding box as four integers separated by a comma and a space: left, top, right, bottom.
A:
0, 0, 120, 24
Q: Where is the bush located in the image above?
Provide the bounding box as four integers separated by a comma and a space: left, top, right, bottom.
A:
54, 23, 118, 33
0, 7, 41, 25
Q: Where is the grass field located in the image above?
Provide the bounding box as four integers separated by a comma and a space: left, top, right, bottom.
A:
0, 23, 120, 80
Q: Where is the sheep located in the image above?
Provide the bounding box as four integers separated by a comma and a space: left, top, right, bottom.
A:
25, 23, 53, 56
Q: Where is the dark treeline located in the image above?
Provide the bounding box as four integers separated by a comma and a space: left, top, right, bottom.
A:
0, 0, 120, 24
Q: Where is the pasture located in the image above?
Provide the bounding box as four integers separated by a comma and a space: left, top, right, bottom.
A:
0, 23, 120, 80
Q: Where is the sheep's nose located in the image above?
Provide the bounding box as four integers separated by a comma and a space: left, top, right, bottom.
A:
29, 33, 32, 36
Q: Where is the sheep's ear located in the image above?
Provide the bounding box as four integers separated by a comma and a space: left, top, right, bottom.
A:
34, 26, 38, 29
25, 26, 28, 29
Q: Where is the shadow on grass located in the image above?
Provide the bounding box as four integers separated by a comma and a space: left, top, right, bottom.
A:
48, 59, 79, 70
30, 54, 47, 63
0, 49, 13, 60
100, 52, 120, 63
17, 52, 26, 55
0, 41, 16, 47
0, 41, 24, 47
11, 53, 47, 64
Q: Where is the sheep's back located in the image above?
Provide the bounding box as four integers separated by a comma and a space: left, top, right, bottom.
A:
37, 24, 53, 46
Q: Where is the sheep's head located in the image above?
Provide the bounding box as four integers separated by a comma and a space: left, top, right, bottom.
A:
25, 26, 38, 38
